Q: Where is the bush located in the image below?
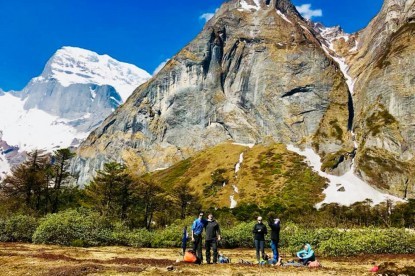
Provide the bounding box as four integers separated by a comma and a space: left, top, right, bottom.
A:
127, 229, 154, 247
0, 215, 38, 242
221, 222, 254, 248
32, 209, 111, 246
318, 228, 415, 256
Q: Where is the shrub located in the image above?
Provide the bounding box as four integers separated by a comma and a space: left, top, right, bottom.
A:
127, 229, 154, 247
0, 215, 38, 242
318, 228, 415, 256
32, 209, 111, 246
221, 222, 254, 248
151, 217, 194, 248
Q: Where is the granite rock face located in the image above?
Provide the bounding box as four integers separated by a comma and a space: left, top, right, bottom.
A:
73, 0, 353, 185
341, 0, 415, 198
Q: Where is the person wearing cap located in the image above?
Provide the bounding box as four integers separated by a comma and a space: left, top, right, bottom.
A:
268, 216, 281, 264
191, 211, 207, 262
205, 213, 221, 264
252, 216, 268, 263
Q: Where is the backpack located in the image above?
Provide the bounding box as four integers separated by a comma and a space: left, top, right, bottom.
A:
184, 250, 201, 264
219, 254, 230, 263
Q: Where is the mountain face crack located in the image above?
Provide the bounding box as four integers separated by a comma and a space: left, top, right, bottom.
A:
281, 85, 314, 98
98, 118, 117, 138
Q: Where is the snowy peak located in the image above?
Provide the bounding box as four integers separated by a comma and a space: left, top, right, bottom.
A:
238, 0, 302, 18
36, 46, 151, 102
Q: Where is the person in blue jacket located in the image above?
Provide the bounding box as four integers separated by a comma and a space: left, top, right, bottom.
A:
296, 243, 315, 265
191, 211, 207, 263
181, 226, 189, 257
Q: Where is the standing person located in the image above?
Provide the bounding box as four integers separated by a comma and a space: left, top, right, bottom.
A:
252, 216, 268, 263
191, 211, 207, 263
205, 213, 221, 264
181, 226, 189, 257
268, 216, 281, 264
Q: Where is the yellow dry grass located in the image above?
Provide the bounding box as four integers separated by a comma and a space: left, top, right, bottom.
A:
0, 243, 414, 275
150, 142, 327, 209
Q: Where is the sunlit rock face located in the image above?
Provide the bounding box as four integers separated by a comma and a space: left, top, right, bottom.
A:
72, 0, 415, 199
340, 0, 415, 198
73, 0, 353, 185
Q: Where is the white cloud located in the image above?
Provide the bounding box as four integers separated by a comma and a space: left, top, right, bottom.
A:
153, 59, 170, 76
200, 13, 215, 23
295, 4, 323, 20
199, 9, 219, 23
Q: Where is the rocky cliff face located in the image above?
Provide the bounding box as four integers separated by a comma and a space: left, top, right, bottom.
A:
331, 0, 415, 198
73, 0, 354, 185
72, 0, 415, 200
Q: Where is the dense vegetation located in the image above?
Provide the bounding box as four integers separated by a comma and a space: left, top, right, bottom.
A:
0, 147, 414, 256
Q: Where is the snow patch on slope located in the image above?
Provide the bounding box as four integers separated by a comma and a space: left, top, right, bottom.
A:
0, 93, 88, 152
234, 152, 244, 174
322, 44, 355, 95
239, 0, 260, 11
230, 195, 237, 209
232, 142, 255, 148
0, 150, 10, 181
38, 46, 151, 102
286, 145, 404, 208
277, 10, 293, 24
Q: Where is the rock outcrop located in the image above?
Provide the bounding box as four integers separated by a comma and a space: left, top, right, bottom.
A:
72, 0, 415, 199
72, 0, 353, 185
340, 0, 415, 198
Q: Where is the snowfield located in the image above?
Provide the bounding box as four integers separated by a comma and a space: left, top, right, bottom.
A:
36, 46, 151, 102
0, 93, 89, 152
287, 145, 404, 208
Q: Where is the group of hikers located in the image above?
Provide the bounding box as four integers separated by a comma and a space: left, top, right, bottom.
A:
182, 211, 316, 266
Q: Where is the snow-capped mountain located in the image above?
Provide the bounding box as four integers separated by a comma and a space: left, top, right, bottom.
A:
33, 46, 151, 102
18, 46, 151, 132
0, 46, 151, 178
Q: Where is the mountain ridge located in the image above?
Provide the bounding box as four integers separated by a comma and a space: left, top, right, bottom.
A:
0, 46, 151, 179
72, 0, 354, 186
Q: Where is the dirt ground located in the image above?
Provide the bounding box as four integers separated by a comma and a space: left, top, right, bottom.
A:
0, 243, 414, 275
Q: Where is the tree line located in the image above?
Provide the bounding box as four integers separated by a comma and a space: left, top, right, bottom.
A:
0, 149, 200, 230
0, 148, 414, 230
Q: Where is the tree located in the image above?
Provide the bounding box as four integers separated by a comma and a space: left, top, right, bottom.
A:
0, 150, 49, 214
84, 162, 133, 220
133, 178, 164, 230
50, 148, 76, 213
171, 181, 200, 219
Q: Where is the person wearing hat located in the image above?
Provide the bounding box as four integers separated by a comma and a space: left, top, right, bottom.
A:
268, 216, 281, 264
252, 216, 268, 263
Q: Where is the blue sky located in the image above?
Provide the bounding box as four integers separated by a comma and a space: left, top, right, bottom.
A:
0, 0, 383, 91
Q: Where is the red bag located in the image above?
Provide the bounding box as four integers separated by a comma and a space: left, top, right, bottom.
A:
370, 266, 379, 272
184, 251, 201, 264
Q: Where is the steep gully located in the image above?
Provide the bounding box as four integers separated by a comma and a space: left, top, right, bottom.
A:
287, 36, 403, 208
228, 31, 403, 208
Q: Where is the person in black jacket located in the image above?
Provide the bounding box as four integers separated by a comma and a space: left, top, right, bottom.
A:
268, 217, 281, 264
252, 216, 268, 263
205, 213, 221, 264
